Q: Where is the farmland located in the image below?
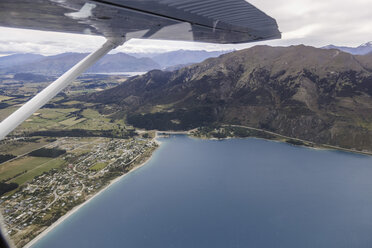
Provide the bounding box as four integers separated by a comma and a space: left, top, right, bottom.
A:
0, 74, 159, 247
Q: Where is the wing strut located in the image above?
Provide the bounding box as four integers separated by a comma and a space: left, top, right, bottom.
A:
0, 37, 125, 140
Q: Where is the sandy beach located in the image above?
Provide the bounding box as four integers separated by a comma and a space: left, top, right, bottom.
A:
24, 138, 160, 248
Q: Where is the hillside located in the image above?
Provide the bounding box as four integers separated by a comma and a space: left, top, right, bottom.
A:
84, 45, 372, 152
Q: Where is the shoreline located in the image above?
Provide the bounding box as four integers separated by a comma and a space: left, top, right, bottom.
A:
188, 125, 372, 157
22, 132, 371, 246
24, 138, 160, 248
192, 134, 372, 156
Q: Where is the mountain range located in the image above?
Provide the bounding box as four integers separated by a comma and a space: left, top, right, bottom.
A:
84, 45, 372, 152
322, 42, 372, 55
129, 50, 229, 68
0, 50, 228, 76
0, 54, 45, 69
0, 53, 159, 75
1, 42, 371, 76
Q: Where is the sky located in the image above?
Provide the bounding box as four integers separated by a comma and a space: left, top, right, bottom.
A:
0, 0, 371, 55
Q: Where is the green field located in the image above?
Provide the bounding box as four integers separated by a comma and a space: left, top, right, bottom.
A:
18, 108, 80, 131
39, 108, 79, 119
59, 117, 86, 126
1, 94, 122, 133
0, 95, 14, 102
61, 100, 81, 105
0, 156, 52, 182
72, 109, 122, 130
16, 107, 122, 132
0, 139, 50, 156
0, 106, 18, 122
11, 158, 65, 185
89, 162, 108, 171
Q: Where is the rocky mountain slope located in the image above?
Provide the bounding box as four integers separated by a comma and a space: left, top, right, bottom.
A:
85, 45, 372, 152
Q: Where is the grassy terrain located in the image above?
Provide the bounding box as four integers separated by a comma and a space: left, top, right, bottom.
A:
149, 103, 175, 113
60, 100, 81, 105
38, 108, 79, 119
0, 106, 18, 122
72, 109, 123, 131
17, 108, 84, 132
10, 158, 65, 185
14, 107, 123, 133
0, 156, 52, 182
0, 77, 123, 133
89, 162, 108, 171
59, 117, 86, 126
0, 138, 50, 156
0, 95, 14, 102
1, 87, 124, 134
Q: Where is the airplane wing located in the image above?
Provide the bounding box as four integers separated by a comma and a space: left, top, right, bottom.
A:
0, 0, 280, 44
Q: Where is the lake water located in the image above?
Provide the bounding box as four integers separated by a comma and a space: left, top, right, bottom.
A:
32, 135, 372, 248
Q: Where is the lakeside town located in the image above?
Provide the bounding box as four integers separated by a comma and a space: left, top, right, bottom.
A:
0, 136, 158, 247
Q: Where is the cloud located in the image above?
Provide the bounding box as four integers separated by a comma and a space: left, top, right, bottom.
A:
0, 27, 105, 55
0, 0, 371, 55
249, 0, 372, 47
283, 24, 323, 40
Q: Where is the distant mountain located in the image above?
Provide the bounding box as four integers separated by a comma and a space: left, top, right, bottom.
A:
322, 42, 372, 55
129, 50, 230, 68
151, 50, 230, 68
163, 63, 194, 72
1, 50, 229, 75
0, 54, 45, 69
85, 45, 372, 152
88, 53, 160, 74
4, 52, 160, 75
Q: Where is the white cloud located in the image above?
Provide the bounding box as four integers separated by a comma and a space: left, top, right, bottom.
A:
282, 24, 323, 40
249, 0, 372, 47
0, 0, 371, 55
0, 27, 105, 55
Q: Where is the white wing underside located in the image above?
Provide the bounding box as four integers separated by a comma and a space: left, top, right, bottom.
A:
0, 0, 281, 139
0, 0, 280, 44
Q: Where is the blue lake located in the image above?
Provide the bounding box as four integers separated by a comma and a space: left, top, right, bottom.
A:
32, 135, 372, 248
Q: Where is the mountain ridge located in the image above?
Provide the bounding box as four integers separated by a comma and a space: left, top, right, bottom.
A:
2, 52, 160, 75
0, 53, 45, 69
0, 50, 230, 75
322, 42, 372, 55
148, 50, 230, 68
84, 45, 372, 152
